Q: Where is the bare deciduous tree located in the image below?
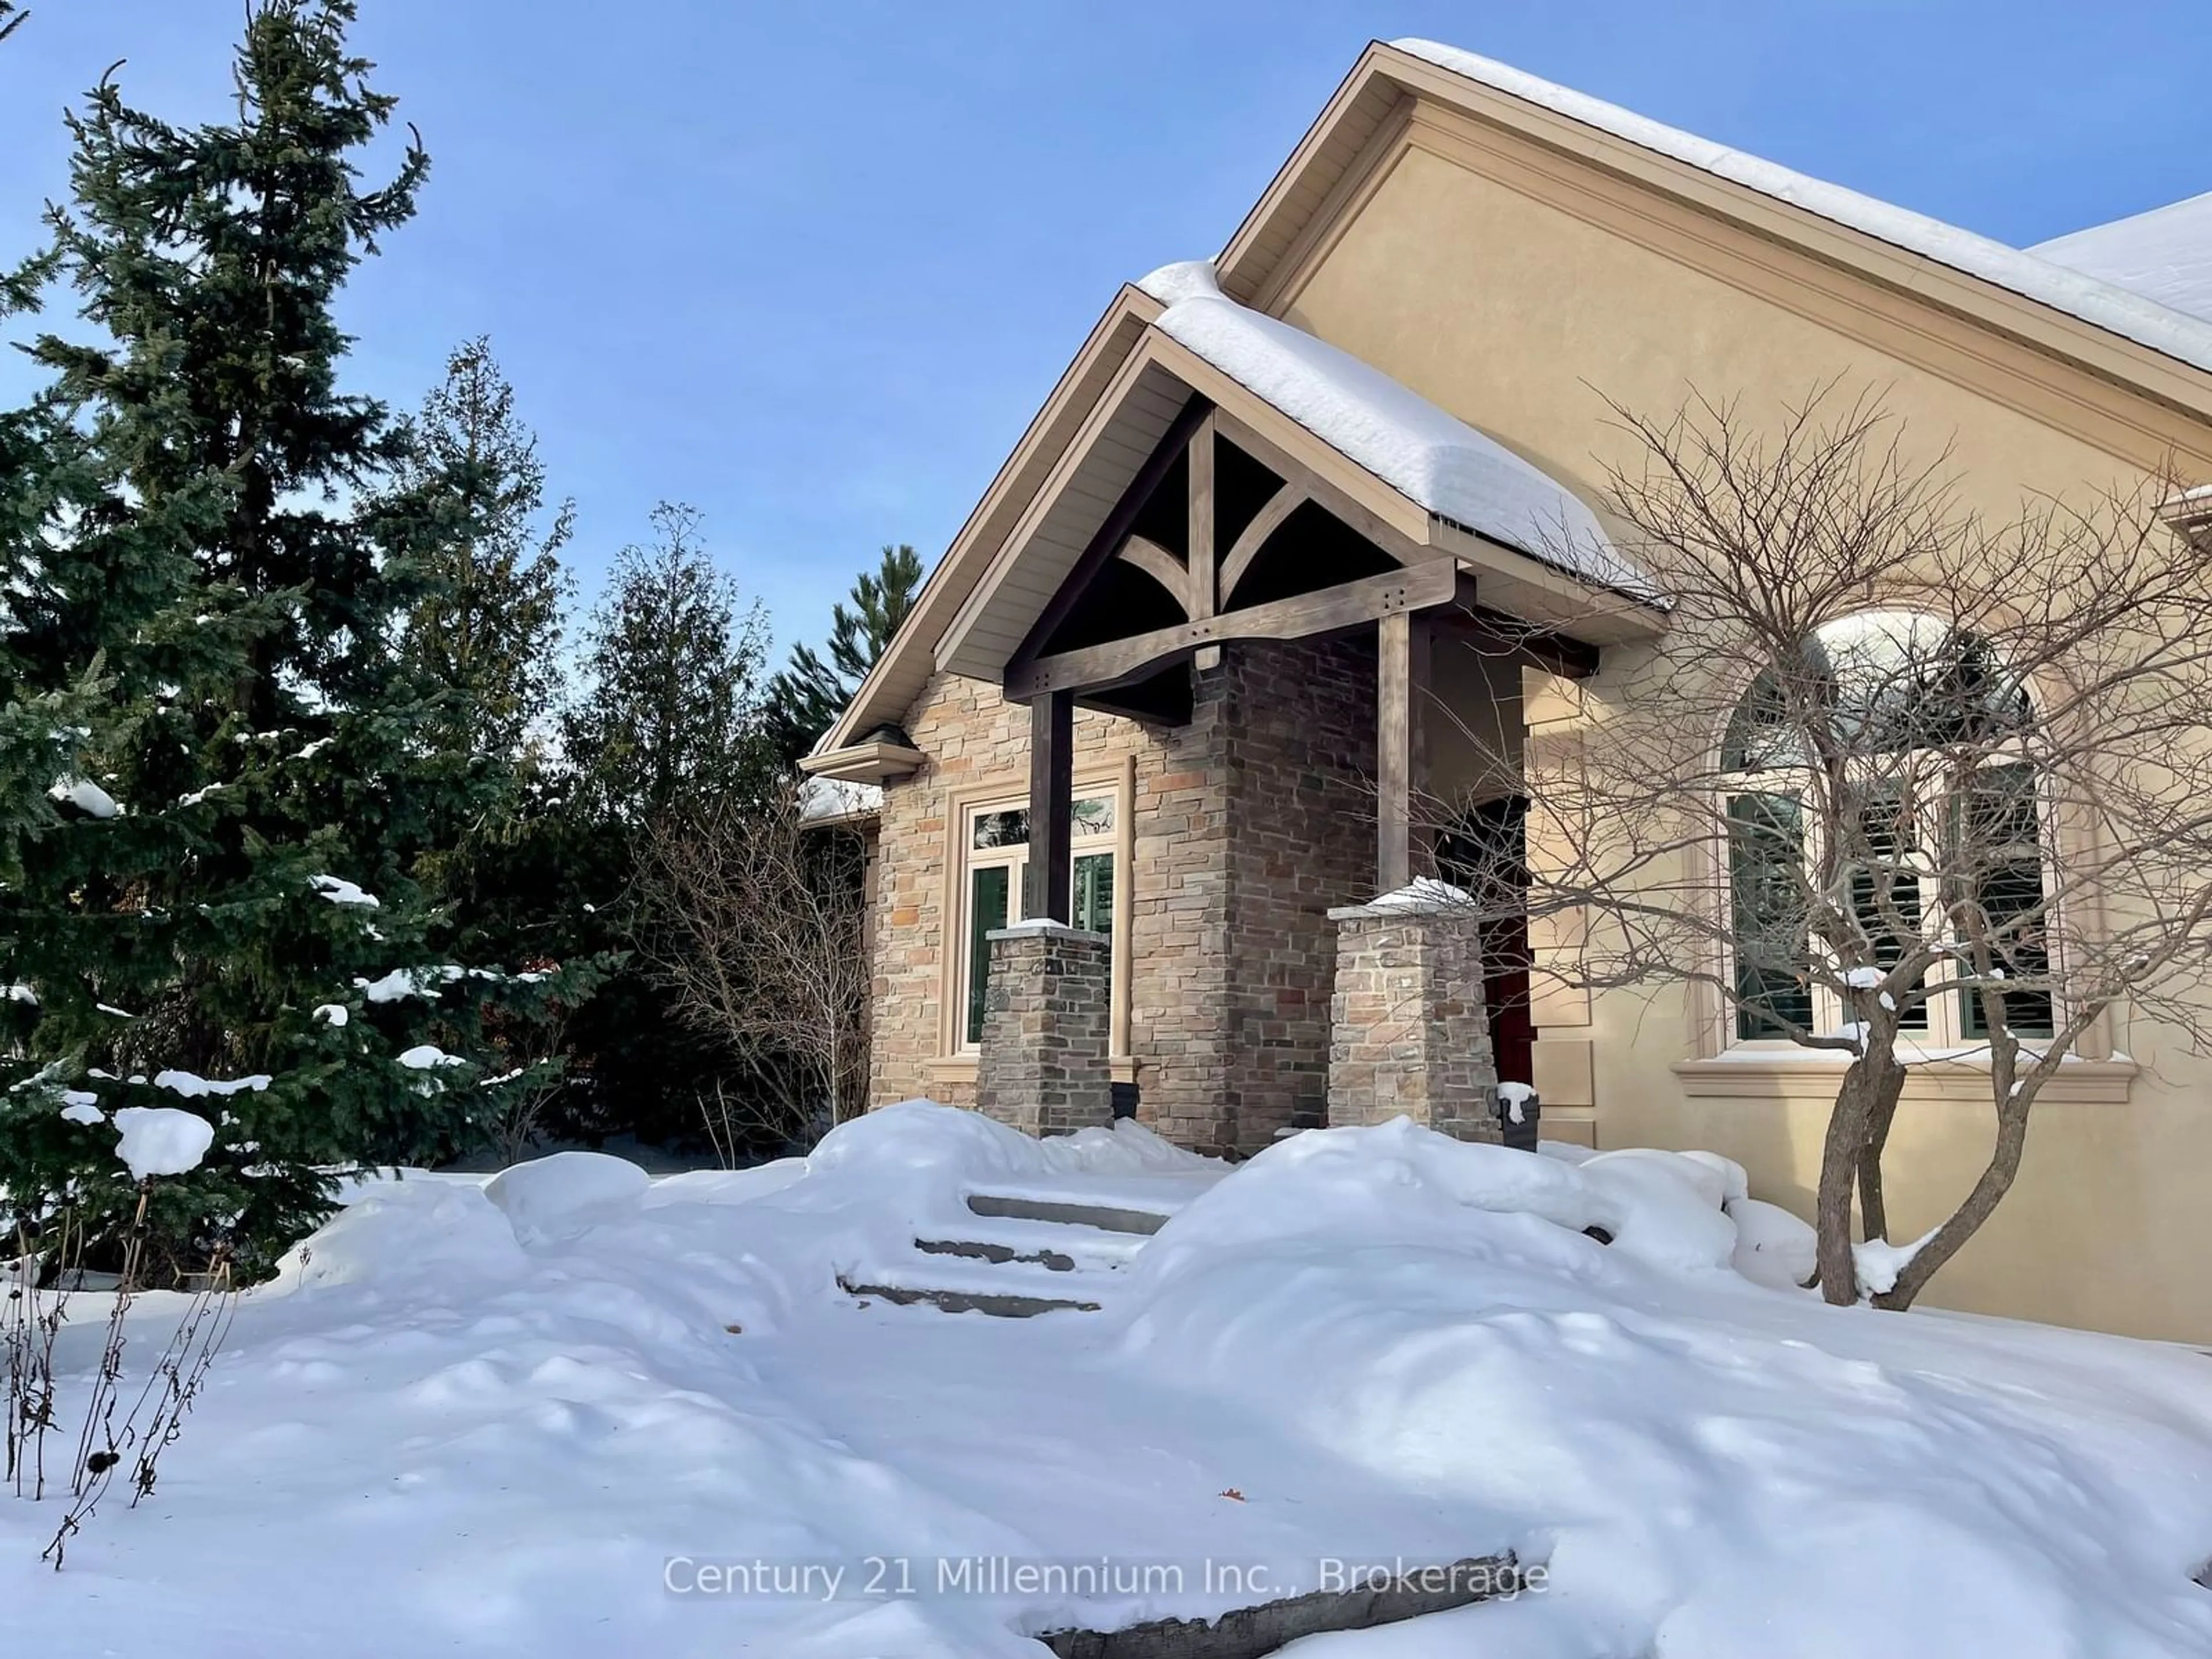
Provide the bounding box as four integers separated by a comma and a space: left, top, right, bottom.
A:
639, 786, 870, 1154
1438, 385, 2212, 1309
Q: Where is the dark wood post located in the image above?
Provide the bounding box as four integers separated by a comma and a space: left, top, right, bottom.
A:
1376, 611, 1430, 893
1027, 689, 1074, 923
1190, 412, 1221, 672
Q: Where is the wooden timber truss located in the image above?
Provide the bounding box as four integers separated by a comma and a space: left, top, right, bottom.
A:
1003, 392, 1600, 918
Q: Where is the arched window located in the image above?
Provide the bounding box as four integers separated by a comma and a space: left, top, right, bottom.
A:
1721, 610, 2054, 1047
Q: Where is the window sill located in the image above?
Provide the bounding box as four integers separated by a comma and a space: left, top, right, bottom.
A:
1675, 1051, 2135, 1104
929, 1054, 1141, 1085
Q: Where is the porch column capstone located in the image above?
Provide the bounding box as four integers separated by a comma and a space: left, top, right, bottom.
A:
1327, 889, 1501, 1142
975, 920, 1113, 1137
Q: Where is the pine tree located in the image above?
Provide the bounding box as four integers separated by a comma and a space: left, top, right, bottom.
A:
764, 543, 923, 763
0, 0, 84, 858
541, 503, 775, 1145
388, 336, 573, 766
562, 502, 776, 820
0, 1, 554, 1281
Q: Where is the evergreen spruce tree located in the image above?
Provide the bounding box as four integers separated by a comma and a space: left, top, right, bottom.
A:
548, 503, 775, 1144
562, 502, 777, 820
377, 337, 611, 1147
764, 543, 923, 763
0, 1, 554, 1280
0, 0, 83, 853
388, 336, 573, 767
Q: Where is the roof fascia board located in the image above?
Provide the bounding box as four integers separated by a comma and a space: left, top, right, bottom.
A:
931, 327, 1190, 673
1428, 520, 1663, 643
1384, 99, 2212, 472
1214, 41, 1402, 308
1243, 94, 1414, 320
813, 286, 1162, 755
799, 740, 927, 785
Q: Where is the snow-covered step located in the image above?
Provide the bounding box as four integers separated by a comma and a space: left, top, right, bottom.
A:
838, 1261, 1105, 1318
836, 1278, 1101, 1319
842, 1164, 1217, 1317
963, 1191, 1174, 1237
972, 1168, 1220, 1214
915, 1214, 1148, 1272
859, 1249, 1119, 1302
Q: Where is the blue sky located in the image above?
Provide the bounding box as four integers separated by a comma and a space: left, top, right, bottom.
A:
3, 1, 2209, 661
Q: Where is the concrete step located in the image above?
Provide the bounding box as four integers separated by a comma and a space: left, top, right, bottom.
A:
915, 1236, 1082, 1272
915, 1215, 1148, 1272
837, 1272, 1102, 1319
963, 1192, 1173, 1237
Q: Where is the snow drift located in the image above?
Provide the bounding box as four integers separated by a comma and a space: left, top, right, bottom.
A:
6, 1102, 2211, 1658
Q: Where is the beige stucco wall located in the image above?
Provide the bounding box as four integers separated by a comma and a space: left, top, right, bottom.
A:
1281, 127, 2212, 1339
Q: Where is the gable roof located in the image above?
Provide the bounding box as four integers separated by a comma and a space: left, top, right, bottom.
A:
808, 38, 2212, 772
2032, 191, 2212, 328
1135, 261, 1652, 599
928, 291, 1660, 691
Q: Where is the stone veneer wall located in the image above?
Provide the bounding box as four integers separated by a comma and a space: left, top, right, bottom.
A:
1328, 902, 1501, 1141
974, 923, 1114, 1136
865, 667, 1229, 1136
1215, 635, 1377, 1148
866, 635, 1379, 1156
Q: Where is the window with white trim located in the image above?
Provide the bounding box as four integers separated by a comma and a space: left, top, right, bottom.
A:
1721, 610, 2055, 1049
957, 792, 1119, 1048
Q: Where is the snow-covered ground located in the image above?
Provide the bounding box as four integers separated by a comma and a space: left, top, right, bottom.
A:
8, 1103, 2212, 1657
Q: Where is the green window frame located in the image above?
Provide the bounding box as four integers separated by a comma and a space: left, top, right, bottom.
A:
1728, 791, 1813, 1040
1720, 612, 2057, 1051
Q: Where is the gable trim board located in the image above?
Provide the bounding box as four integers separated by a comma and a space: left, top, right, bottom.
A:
934, 321, 1666, 696
807, 289, 1161, 769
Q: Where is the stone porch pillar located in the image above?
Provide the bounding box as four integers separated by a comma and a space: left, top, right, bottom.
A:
1327, 893, 1501, 1142
975, 920, 1113, 1137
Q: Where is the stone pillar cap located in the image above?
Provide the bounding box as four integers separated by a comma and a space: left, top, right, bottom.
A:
1328, 876, 1476, 923
987, 918, 1111, 945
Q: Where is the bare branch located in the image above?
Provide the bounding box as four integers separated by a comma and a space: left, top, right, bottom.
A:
1425, 383, 2212, 1308
635, 786, 871, 1154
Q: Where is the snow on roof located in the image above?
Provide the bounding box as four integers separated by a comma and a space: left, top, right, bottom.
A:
1392, 39, 2212, 379
2032, 191, 2212, 328
1136, 259, 1655, 600
798, 775, 882, 824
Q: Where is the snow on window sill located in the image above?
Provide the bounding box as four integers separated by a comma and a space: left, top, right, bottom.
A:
1675, 1050, 2136, 1104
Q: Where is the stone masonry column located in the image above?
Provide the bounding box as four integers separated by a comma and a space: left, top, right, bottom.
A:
1327, 894, 1501, 1142
975, 920, 1113, 1137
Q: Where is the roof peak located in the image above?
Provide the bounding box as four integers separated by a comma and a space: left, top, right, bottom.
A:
1133, 258, 1653, 598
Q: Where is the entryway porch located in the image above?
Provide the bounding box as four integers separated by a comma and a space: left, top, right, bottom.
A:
945, 365, 1642, 1152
